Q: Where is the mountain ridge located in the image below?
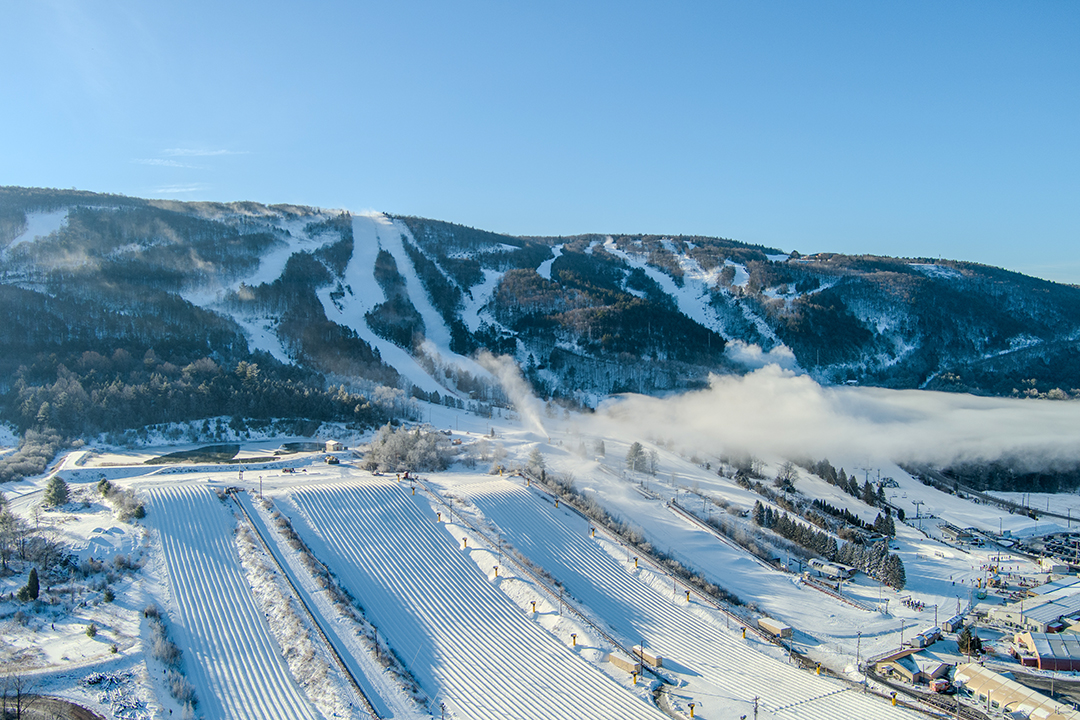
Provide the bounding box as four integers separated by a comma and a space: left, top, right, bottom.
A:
2, 185, 1078, 443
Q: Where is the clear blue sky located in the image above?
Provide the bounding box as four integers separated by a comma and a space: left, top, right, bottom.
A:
4, 1, 1078, 282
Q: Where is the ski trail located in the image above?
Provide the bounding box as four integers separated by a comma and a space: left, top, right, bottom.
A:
319, 213, 446, 394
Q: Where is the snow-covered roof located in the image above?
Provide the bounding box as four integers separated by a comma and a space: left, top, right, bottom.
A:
954, 663, 1080, 719
1024, 594, 1080, 626
1030, 576, 1080, 597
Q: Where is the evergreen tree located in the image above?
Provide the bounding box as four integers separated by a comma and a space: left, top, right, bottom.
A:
883, 554, 906, 590
753, 501, 765, 526
958, 626, 982, 656
42, 475, 69, 507
15, 567, 38, 602
861, 479, 876, 506
26, 567, 38, 600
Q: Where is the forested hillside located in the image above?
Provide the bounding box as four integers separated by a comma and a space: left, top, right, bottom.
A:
2, 185, 1078, 462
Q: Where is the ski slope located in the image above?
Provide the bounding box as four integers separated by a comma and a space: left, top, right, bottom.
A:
461, 478, 921, 720
282, 480, 668, 720
149, 485, 322, 720
602, 237, 789, 350
320, 213, 447, 395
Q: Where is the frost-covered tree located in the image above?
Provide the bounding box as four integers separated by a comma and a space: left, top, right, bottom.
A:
625, 442, 648, 473
882, 553, 906, 590
42, 475, 68, 507
364, 423, 454, 472
527, 447, 545, 474
774, 462, 797, 491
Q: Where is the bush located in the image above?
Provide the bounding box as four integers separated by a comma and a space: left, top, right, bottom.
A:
99, 483, 146, 522
86, 623, 97, 638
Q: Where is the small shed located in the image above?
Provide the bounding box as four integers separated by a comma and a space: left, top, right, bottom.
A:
874, 649, 950, 685
608, 654, 642, 674
325, 440, 345, 452
632, 645, 663, 667
758, 617, 793, 638
943, 614, 965, 633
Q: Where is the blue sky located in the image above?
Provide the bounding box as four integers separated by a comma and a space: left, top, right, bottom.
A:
4, 1, 1078, 282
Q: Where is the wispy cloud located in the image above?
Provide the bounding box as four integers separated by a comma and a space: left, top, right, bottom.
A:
133, 158, 199, 168
154, 184, 210, 194
162, 148, 248, 157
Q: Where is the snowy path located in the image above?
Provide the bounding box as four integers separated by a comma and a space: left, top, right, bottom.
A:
3, 208, 68, 256
461, 479, 921, 720
149, 486, 321, 720
600, 237, 788, 348
282, 480, 668, 720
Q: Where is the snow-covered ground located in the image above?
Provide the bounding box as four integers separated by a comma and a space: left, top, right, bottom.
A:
2, 208, 69, 257
536, 243, 562, 280
280, 479, 668, 720
148, 485, 321, 720
453, 477, 920, 719
4, 388, 1077, 719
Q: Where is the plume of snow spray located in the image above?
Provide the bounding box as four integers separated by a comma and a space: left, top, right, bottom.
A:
590, 365, 1080, 471
476, 351, 546, 437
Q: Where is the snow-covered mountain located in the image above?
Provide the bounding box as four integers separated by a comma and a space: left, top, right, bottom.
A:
2, 186, 1078, 433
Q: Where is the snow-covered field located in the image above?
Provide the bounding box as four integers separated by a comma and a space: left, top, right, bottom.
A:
281, 479, 668, 720
3, 390, 1077, 719
149, 486, 321, 720
455, 477, 920, 719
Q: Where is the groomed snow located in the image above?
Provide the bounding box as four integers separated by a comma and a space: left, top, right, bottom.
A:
458, 478, 922, 720
602, 237, 792, 359
4, 208, 69, 254
149, 485, 321, 720
282, 479, 669, 720
536, 244, 562, 280
319, 213, 447, 395
460, 269, 505, 334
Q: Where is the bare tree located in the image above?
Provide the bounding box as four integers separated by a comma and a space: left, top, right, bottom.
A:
2, 672, 40, 719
